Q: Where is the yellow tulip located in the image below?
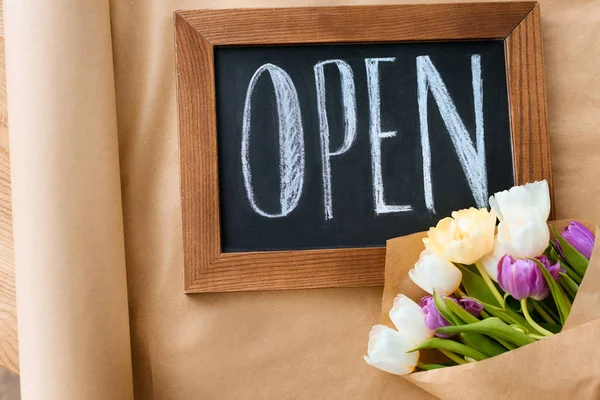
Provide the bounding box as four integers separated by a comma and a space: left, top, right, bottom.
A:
424, 207, 497, 265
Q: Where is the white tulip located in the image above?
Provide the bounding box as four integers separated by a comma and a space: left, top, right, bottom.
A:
364, 324, 419, 375
480, 236, 506, 281
497, 205, 550, 258
409, 250, 462, 296
489, 180, 550, 222
489, 180, 551, 258
389, 294, 433, 346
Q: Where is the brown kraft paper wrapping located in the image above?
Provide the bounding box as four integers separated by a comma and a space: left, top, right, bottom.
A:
4, 0, 134, 399
380, 221, 600, 399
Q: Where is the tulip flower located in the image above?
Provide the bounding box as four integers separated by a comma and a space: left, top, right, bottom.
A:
489, 180, 551, 222
423, 208, 497, 265
497, 255, 561, 301
489, 180, 551, 258
480, 236, 506, 282
364, 325, 419, 375
389, 294, 433, 345
420, 296, 483, 338
558, 221, 595, 259
409, 250, 462, 296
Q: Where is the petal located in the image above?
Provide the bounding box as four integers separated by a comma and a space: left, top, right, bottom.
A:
524, 180, 551, 221
389, 297, 433, 345
480, 236, 505, 281
498, 207, 549, 258
409, 268, 433, 295
489, 180, 550, 222
364, 325, 419, 375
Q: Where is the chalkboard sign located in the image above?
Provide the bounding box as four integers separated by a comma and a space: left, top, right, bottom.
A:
215, 41, 514, 252
175, 3, 553, 293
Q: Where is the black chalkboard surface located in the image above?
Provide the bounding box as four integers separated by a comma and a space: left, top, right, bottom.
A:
215, 41, 514, 252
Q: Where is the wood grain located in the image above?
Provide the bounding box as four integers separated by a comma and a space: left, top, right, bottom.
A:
175, 3, 552, 293
178, 2, 536, 45
505, 4, 554, 216
0, 0, 19, 375
0, 147, 16, 374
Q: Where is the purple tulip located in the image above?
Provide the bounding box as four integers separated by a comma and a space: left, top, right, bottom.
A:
459, 297, 484, 317
497, 255, 562, 301
557, 221, 595, 259
419, 296, 483, 338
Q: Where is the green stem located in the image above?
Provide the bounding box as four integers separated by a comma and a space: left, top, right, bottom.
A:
521, 299, 553, 337
561, 262, 583, 284
532, 301, 556, 325
539, 301, 560, 324
439, 349, 467, 365
475, 261, 505, 308
528, 333, 546, 340
480, 310, 491, 319
455, 288, 467, 299
496, 338, 517, 350
417, 361, 447, 371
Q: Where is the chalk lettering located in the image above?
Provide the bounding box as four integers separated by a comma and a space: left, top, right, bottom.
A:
416, 54, 487, 212
241, 63, 305, 218
365, 57, 413, 215
314, 60, 357, 220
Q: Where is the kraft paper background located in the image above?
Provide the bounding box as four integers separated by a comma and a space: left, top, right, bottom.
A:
3, 0, 600, 399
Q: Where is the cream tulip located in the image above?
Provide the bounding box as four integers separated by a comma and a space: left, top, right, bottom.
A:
389, 294, 434, 345
364, 324, 419, 375
480, 236, 506, 282
423, 208, 497, 265
409, 250, 462, 296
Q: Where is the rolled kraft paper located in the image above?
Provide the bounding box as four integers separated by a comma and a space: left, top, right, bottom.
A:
4, 1, 134, 399
380, 221, 600, 399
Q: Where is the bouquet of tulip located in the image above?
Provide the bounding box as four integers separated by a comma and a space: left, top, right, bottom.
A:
365, 180, 600, 399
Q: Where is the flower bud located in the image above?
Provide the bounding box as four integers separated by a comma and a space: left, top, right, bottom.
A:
423, 208, 496, 265
490, 180, 551, 258
497, 255, 561, 301
388, 294, 433, 346
409, 250, 462, 296
419, 296, 483, 338
558, 221, 595, 259
364, 325, 419, 375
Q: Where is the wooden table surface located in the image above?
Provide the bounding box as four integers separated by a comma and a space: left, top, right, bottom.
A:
0, 0, 21, 375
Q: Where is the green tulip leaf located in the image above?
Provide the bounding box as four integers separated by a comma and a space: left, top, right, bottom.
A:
550, 225, 589, 277
433, 290, 458, 325
456, 264, 501, 307
480, 302, 534, 333
409, 337, 488, 361
444, 298, 479, 324
530, 258, 572, 325
558, 273, 579, 299
550, 246, 583, 283
444, 299, 507, 357
435, 318, 536, 347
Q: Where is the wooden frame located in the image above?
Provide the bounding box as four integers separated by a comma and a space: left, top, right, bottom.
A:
175, 2, 552, 293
